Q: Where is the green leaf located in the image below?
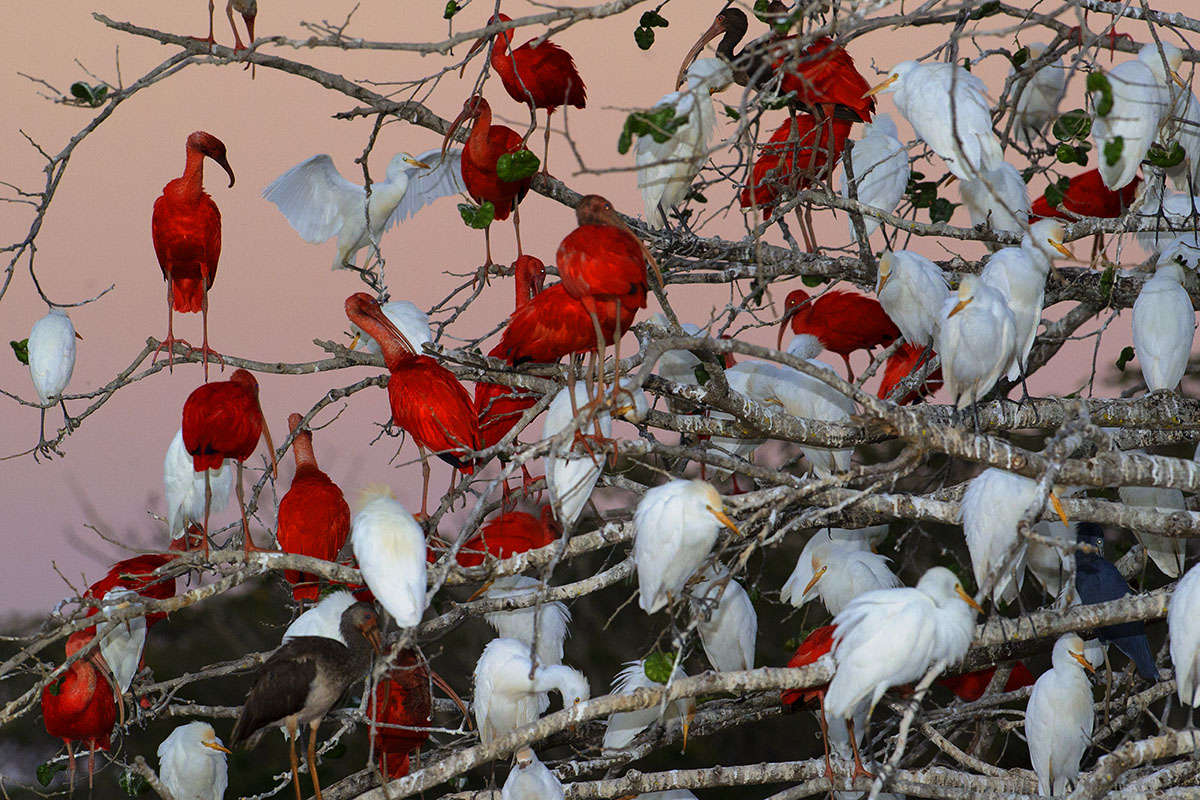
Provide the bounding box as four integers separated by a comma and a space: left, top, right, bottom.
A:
443, 0, 458, 18
644, 652, 676, 684
929, 197, 957, 224
802, 274, 827, 288
1056, 143, 1078, 164
1147, 141, 1186, 169
1010, 46, 1030, 68
639, 10, 669, 28
1043, 182, 1064, 209
37, 762, 67, 787
70, 82, 91, 100
692, 364, 711, 385
1087, 71, 1113, 116
93, 85, 108, 104
1104, 136, 1124, 168
722, 104, 741, 121
119, 769, 149, 796
11, 338, 29, 365
1021, 166, 1036, 183
1099, 263, 1116, 302
1073, 144, 1090, 166
634, 26, 655, 50
1053, 109, 1092, 141
960, 57, 972, 72
46, 676, 61, 696
968, 0, 1000, 19
457, 201, 495, 229
1116, 345, 1135, 372
495, 150, 540, 182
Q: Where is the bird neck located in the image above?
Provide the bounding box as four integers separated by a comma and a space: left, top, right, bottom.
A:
180, 146, 208, 196
514, 265, 544, 308
350, 313, 415, 372
466, 105, 495, 157
337, 620, 376, 672
292, 430, 318, 470
489, 31, 516, 73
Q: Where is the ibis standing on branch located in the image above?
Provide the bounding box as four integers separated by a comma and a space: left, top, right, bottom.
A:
41, 630, 119, 790
776, 288, 900, 380
28, 307, 81, 455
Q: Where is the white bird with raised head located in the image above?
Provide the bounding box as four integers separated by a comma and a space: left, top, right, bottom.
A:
351, 487, 427, 628
875, 250, 950, 347
841, 114, 909, 240
781, 535, 901, 616
472, 637, 590, 743
158, 721, 230, 800
1026, 633, 1095, 795
502, 747, 564, 800
935, 275, 1017, 409
1091, 44, 1179, 191
1132, 260, 1195, 392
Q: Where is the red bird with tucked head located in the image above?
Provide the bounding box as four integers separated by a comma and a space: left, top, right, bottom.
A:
741, 115, 852, 230
428, 506, 559, 566
276, 413, 350, 601
369, 649, 432, 779
1032, 169, 1141, 220
877, 342, 943, 405
41, 630, 119, 791
151, 131, 235, 381
498, 283, 639, 366
182, 368, 277, 553
777, 288, 900, 380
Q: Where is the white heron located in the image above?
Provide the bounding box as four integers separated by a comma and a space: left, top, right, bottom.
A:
1091, 44, 1179, 191
262, 149, 465, 269
648, 313, 705, 387
633, 479, 739, 614
875, 249, 950, 347
779, 527, 883, 610
1009, 43, 1067, 143
350, 300, 431, 356
472, 637, 590, 743
689, 566, 757, 672
1027, 486, 1081, 597
603, 658, 693, 751
282, 590, 356, 644
95, 589, 147, 694
1135, 185, 1200, 268
1025, 633, 1095, 796
501, 747, 564, 800
483, 575, 571, 666
350, 487, 427, 628
163, 428, 232, 541
1118, 459, 1186, 578
1162, 48, 1200, 191
1131, 260, 1195, 392
840, 114, 909, 240
960, 162, 1031, 237
158, 721, 230, 800
777, 336, 857, 476
635, 58, 734, 228
28, 307, 80, 448
1168, 562, 1200, 708
781, 536, 901, 616
866, 60, 1003, 181
935, 275, 1017, 409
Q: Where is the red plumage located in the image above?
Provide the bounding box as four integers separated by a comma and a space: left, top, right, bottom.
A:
557, 196, 649, 310
778, 38, 875, 123
429, 507, 559, 566
41, 630, 118, 788
483, 14, 586, 114
781, 624, 836, 708
182, 369, 270, 471
368, 649, 432, 780
498, 283, 639, 365
1031, 169, 1141, 220
448, 95, 531, 223
741, 115, 852, 220
877, 342, 944, 405
277, 414, 351, 601
777, 288, 900, 377
938, 661, 1036, 702
83, 554, 178, 629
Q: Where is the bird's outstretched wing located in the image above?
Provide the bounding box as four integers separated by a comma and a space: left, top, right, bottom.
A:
262, 154, 362, 244
386, 148, 467, 228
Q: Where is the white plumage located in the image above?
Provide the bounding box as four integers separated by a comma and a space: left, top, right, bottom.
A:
779, 528, 873, 610
960, 468, 1044, 605
350, 487, 427, 627
1010, 43, 1067, 143
935, 275, 1017, 409
1135, 184, 1200, 268
164, 428, 232, 539
636, 58, 733, 228
483, 575, 572, 666
1025, 634, 1095, 796
633, 479, 738, 614
960, 161, 1030, 236
778, 336, 857, 476
875, 249, 950, 347
158, 721, 230, 800
1131, 261, 1195, 392
1091, 45, 1177, 190
825, 566, 980, 720
351, 300, 432, 356
282, 590, 356, 645
472, 638, 589, 743
542, 382, 611, 528
709, 360, 771, 474
781, 536, 900, 616
1118, 468, 1186, 578
1028, 514, 1072, 598
1168, 562, 1200, 707
689, 566, 757, 672
1162, 45, 1200, 191
96, 589, 147, 694
650, 313, 705, 387
28, 308, 77, 407
263, 149, 465, 269
602, 659, 692, 751
501, 747, 564, 800
841, 114, 909, 239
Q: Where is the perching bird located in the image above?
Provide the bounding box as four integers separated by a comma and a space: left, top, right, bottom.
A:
874, 249, 950, 347
482, 575, 572, 667
603, 658, 693, 752
877, 342, 943, 405
1091, 43, 1179, 191
633, 479, 739, 614
151, 131, 234, 380
781, 535, 901, 616
935, 275, 1017, 410
636, 58, 733, 228
1032, 170, 1141, 222
367, 648, 434, 779
1118, 463, 1187, 578
841, 114, 909, 240
1074, 522, 1160, 680
1168, 562, 1200, 708
690, 566, 757, 672
41, 630, 118, 790
262, 150, 464, 270
158, 721, 230, 800
1009, 43, 1067, 143
1025, 634, 1095, 796
780, 527, 887, 612
1134, 184, 1200, 268
182, 369, 278, 554
430, 507, 559, 567
960, 162, 1031, 238
231, 602, 381, 800
472, 637, 590, 743
351, 487, 427, 628
497, 281, 641, 367
283, 590, 356, 645
542, 382, 611, 528
28, 307, 81, 455
225, 0, 255, 51
1026, 486, 1079, 598
1131, 260, 1195, 392
83, 550, 181, 631
276, 414, 350, 601
164, 428, 232, 542
501, 747, 565, 800
867, 60, 1003, 181
350, 300, 432, 357
776, 288, 901, 380
93, 588, 147, 694
556, 195, 653, 327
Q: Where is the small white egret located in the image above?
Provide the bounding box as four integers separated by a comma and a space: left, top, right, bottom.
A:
1118, 461, 1186, 578
28, 307, 80, 448
163, 428, 232, 540
779, 528, 883, 611
935, 275, 1017, 409
1131, 260, 1195, 392
779, 336, 857, 475
351, 300, 431, 356
95, 589, 147, 694
1025, 634, 1095, 796
483, 575, 572, 666
501, 747, 564, 800
603, 659, 693, 751
690, 566, 757, 672
542, 383, 611, 529
1010, 43, 1067, 143
875, 250, 950, 347
1168, 562, 1200, 707
636, 58, 734, 228
1028, 491, 1077, 598
263, 149, 465, 269
649, 313, 706, 387
351, 487, 427, 628
841, 114, 909, 239
1163, 53, 1200, 191
1091, 44, 1178, 190
781, 535, 900, 615
633, 479, 739, 614
472, 638, 590, 743
960, 162, 1031, 237
282, 590, 356, 645
158, 721, 230, 800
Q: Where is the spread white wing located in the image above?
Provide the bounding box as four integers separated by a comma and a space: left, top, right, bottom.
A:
262, 154, 362, 243
385, 148, 467, 229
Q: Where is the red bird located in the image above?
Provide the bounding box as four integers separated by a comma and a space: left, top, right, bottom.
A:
41, 630, 118, 790
1032, 169, 1141, 262
344, 293, 481, 516
776, 288, 901, 380
428, 506, 559, 566
781, 625, 856, 779
83, 551, 181, 630
182, 368, 278, 553
467, 13, 587, 173
443, 95, 533, 267
276, 413, 351, 601
877, 343, 944, 405
938, 661, 1036, 702
369, 649, 432, 779
557, 195, 652, 310
497, 283, 639, 366
151, 131, 235, 381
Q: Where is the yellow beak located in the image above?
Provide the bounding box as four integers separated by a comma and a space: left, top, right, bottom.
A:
802, 564, 828, 597
707, 506, 740, 535
467, 579, 495, 603
955, 584, 984, 614
1049, 491, 1070, 527
1071, 650, 1097, 673
1049, 239, 1074, 259
863, 73, 898, 97
877, 271, 891, 294
947, 296, 973, 318
348, 331, 362, 351
411, 158, 432, 170
203, 740, 233, 754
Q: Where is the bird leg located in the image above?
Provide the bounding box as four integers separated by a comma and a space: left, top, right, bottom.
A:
542, 109, 553, 176
153, 277, 192, 374
307, 721, 325, 800
840, 353, 856, 383
33, 407, 64, 462
513, 202, 525, 258
226, 0, 247, 50
87, 738, 97, 790
845, 717, 874, 780
235, 462, 265, 556
418, 444, 432, 518
286, 717, 303, 800
64, 741, 76, 793
202, 469, 213, 559
199, 278, 226, 382
188, 0, 218, 44
816, 694, 835, 783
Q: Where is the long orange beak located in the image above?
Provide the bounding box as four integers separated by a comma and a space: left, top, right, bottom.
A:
801, 564, 828, 597
361, 622, 383, 653
203, 740, 233, 755
1049, 491, 1070, 527
947, 296, 973, 318
1049, 239, 1073, 259
1071, 650, 1097, 673
955, 584, 984, 614
441, 105, 474, 162
258, 405, 278, 480
864, 73, 898, 97
676, 18, 724, 88
462, 34, 489, 77
707, 506, 740, 535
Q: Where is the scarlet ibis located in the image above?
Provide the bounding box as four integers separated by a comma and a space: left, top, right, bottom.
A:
501, 747, 565, 800
1009, 43, 1066, 144
874, 250, 949, 348
231, 602, 381, 800
158, 721, 230, 800
351, 487, 427, 628
276, 413, 350, 601
938, 661, 1035, 702
152, 131, 234, 381
165, 427, 233, 541
1091, 44, 1181, 191
840, 115, 908, 240
776, 288, 900, 380
467, 13, 586, 174
498, 283, 638, 366
443, 95, 532, 266
263, 150, 465, 270
428, 506, 558, 567
41, 630, 118, 790
934, 276, 1016, 410
780, 624, 853, 779
472, 637, 589, 743
604, 658, 693, 752
877, 342, 943, 405
226, 0, 256, 51
181, 368, 278, 554
482, 575, 571, 667
1132, 260, 1195, 392
1031, 170, 1140, 221
368, 649, 432, 779
343, 293, 480, 514
690, 566, 756, 672
1026, 634, 1096, 795
28, 308, 81, 456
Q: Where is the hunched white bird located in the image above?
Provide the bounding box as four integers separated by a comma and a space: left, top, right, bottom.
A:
875, 249, 950, 347
1009, 43, 1067, 143
472, 637, 590, 743
960, 468, 1047, 605
1159, 42, 1200, 191
282, 590, 356, 645
840, 114, 909, 240
1027, 488, 1078, 598
483, 575, 572, 666
636, 58, 734, 228
1168, 562, 1200, 707
602, 658, 693, 751
95, 589, 148, 694
779, 528, 876, 610
633, 479, 739, 614
649, 313, 705, 388
781, 535, 901, 616
1131, 260, 1195, 392
542, 382, 612, 529
689, 566, 757, 672
780, 335, 857, 476
1118, 463, 1187, 578
158, 721, 230, 800
1091, 44, 1178, 191
1025, 634, 1095, 796
960, 162, 1031, 237
164, 428, 232, 540
351, 487, 427, 628
935, 275, 1017, 409
28, 307, 79, 447
1135, 184, 1200, 268
351, 300, 432, 356
262, 149, 466, 269
501, 747, 564, 800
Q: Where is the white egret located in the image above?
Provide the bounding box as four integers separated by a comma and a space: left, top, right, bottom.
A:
1135, 185, 1200, 268
1118, 459, 1186, 578
501, 747, 564, 800
472, 637, 590, 743
960, 162, 1030, 237
690, 566, 757, 672
779, 527, 885, 611
262, 149, 465, 269
542, 382, 611, 529
603, 658, 693, 752
841, 114, 909, 239
1010, 43, 1067, 143
875, 249, 950, 347
28, 307, 80, 448
780, 535, 900, 616
1168, 562, 1200, 707
351, 487, 427, 628
979, 219, 1071, 381
282, 590, 356, 645
633, 479, 739, 614
709, 359, 771, 479
1025, 634, 1095, 796
1131, 260, 1195, 392
778, 336, 857, 476
1028, 487, 1078, 598
1091, 44, 1178, 190
935, 275, 1017, 409
1163, 55, 1200, 191
483, 575, 571, 666
961, 468, 1051, 605
95, 589, 147, 694
351, 300, 431, 356
636, 58, 734, 228
158, 721, 230, 800
163, 428, 232, 540
649, 313, 705, 387
867, 61, 1003, 180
